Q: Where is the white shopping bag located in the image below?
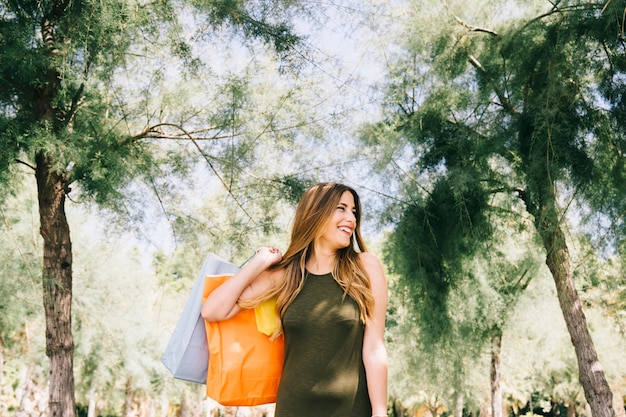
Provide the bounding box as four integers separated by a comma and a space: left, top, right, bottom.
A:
162, 252, 241, 384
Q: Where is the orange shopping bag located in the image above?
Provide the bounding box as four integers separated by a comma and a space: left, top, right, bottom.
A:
202, 275, 284, 406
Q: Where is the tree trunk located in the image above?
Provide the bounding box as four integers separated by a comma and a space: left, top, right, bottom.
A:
534, 194, 614, 417
36, 152, 75, 417
0, 336, 4, 397
16, 365, 34, 417
455, 392, 464, 417
567, 399, 578, 417
122, 377, 133, 417
88, 385, 97, 417
490, 330, 502, 417
390, 399, 404, 417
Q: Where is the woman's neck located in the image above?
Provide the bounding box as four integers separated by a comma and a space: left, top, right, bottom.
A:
306, 246, 336, 274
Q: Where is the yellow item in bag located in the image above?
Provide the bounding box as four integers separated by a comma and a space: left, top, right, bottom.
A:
254, 298, 279, 336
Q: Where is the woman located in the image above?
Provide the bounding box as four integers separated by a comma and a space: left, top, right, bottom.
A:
201, 182, 388, 417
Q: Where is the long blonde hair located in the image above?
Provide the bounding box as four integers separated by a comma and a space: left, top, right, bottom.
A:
263, 182, 375, 336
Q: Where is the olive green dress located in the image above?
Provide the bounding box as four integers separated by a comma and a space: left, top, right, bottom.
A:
274, 272, 371, 417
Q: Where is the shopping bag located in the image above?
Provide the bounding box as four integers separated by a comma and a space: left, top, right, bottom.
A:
203, 274, 284, 406
162, 253, 241, 384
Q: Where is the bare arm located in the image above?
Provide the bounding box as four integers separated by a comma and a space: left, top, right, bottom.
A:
361, 252, 389, 417
201, 247, 282, 321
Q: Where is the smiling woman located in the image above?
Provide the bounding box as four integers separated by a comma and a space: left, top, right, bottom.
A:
202, 182, 389, 417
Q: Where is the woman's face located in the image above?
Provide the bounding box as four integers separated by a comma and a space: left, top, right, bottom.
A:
317, 190, 357, 252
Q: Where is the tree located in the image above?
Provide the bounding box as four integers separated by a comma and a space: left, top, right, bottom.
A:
0, 1, 303, 415
364, 1, 626, 417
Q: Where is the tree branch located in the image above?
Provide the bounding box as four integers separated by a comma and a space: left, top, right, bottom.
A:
131, 123, 231, 141
515, 268, 532, 290
64, 54, 93, 129
130, 122, 258, 226
468, 55, 517, 115
15, 159, 36, 171
443, 0, 498, 36
513, 187, 540, 220
64, 82, 85, 128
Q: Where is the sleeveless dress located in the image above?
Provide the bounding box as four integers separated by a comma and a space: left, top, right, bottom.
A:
274, 272, 371, 417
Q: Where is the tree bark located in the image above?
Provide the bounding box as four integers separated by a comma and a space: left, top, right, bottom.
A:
534, 194, 614, 417
490, 330, 503, 417
36, 152, 75, 417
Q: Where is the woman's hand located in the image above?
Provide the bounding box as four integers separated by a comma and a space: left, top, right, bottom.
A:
254, 246, 283, 268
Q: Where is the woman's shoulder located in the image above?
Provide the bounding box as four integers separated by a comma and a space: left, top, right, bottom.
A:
357, 252, 386, 280
358, 251, 383, 269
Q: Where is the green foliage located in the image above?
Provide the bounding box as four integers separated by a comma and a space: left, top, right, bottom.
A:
492, 2, 626, 225
0, 0, 306, 205
272, 175, 316, 204
0, 0, 142, 204
385, 172, 492, 339
191, 0, 301, 55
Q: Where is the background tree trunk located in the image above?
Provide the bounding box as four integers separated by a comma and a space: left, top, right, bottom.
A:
122, 377, 133, 417
534, 193, 614, 417
0, 336, 4, 397
88, 385, 97, 417
491, 330, 502, 417
36, 153, 75, 417
455, 392, 464, 417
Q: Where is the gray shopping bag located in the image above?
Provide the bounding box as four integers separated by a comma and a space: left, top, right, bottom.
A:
162, 252, 241, 384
